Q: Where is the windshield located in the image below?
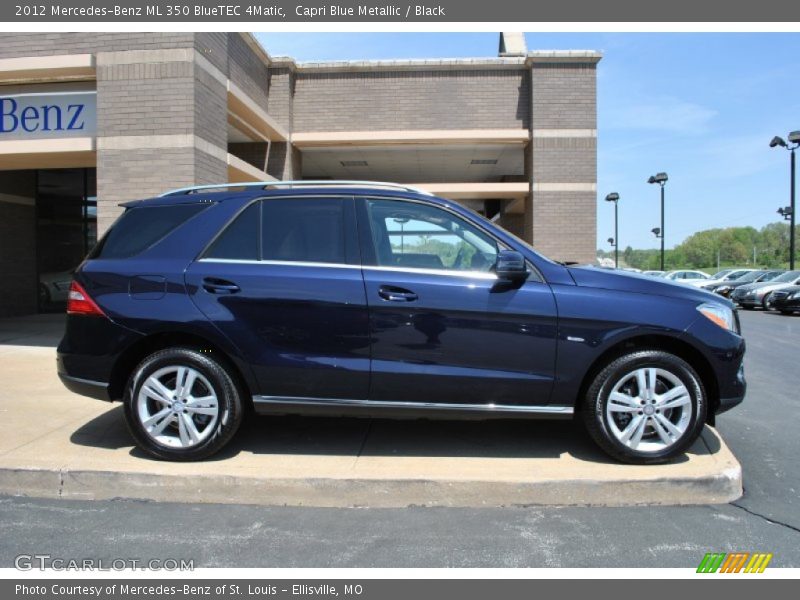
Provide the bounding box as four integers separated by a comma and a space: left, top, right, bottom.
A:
773, 270, 800, 283
723, 270, 750, 280
735, 271, 763, 283
711, 269, 732, 279
760, 271, 783, 282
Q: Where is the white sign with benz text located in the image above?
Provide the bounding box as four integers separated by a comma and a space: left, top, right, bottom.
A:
0, 90, 97, 140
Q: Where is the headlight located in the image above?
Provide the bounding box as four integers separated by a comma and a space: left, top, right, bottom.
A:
715, 286, 731, 293
791, 292, 800, 300
697, 303, 736, 332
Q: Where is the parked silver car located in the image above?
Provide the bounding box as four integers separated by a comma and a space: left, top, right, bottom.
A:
731, 270, 800, 309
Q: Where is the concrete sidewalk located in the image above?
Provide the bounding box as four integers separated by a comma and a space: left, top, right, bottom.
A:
0, 316, 742, 507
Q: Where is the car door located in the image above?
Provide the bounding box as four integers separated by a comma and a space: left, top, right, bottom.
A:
357, 197, 558, 406
185, 196, 371, 400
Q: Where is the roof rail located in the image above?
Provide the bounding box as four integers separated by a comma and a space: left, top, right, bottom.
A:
160, 180, 434, 197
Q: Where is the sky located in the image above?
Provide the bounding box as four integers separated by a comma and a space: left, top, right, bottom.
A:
255, 32, 800, 250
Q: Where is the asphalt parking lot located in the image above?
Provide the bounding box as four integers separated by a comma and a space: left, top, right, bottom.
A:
0, 309, 798, 568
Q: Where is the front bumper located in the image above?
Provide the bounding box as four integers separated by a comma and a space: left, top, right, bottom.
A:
715, 362, 746, 415
732, 295, 763, 307
771, 297, 800, 312
683, 316, 746, 420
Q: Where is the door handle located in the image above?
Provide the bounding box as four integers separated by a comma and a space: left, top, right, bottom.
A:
378, 285, 418, 302
202, 277, 240, 294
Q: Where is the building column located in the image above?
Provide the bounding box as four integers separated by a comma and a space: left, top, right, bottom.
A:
95, 42, 229, 234
527, 58, 599, 264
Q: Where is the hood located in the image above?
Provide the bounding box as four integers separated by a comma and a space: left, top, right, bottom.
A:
567, 266, 727, 305
738, 281, 793, 293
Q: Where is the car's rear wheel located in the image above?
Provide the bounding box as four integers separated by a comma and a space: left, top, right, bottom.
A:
582, 350, 706, 464
124, 347, 243, 461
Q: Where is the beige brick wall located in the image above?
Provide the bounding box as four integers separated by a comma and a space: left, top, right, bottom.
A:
293, 70, 530, 132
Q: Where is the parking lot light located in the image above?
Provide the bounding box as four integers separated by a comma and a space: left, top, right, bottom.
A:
770, 132, 798, 269
648, 174, 668, 270
605, 192, 620, 268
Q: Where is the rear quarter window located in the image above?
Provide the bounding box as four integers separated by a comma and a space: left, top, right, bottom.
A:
92, 203, 209, 259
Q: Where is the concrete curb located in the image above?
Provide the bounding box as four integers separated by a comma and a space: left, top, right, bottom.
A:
0, 467, 743, 508
0, 434, 743, 508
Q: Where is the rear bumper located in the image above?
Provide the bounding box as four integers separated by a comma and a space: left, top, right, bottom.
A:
57, 372, 112, 402
57, 314, 143, 401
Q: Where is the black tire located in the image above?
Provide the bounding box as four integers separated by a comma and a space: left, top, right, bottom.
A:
780, 310, 793, 315
582, 350, 707, 464
742, 305, 755, 310
762, 293, 773, 310
123, 347, 244, 461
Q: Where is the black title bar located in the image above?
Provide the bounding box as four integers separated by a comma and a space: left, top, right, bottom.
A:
3, 0, 800, 22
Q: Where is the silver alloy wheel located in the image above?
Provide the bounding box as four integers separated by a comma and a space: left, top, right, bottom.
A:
605, 367, 692, 453
136, 365, 219, 448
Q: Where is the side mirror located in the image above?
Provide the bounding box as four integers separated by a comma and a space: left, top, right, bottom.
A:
495, 250, 529, 282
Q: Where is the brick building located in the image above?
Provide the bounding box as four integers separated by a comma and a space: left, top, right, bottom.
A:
0, 32, 600, 317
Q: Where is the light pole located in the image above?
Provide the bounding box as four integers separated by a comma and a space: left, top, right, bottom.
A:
651, 227, 663, 270
648, 172, 668, 271
605, 192, 620, 268
769, 132, 798, 270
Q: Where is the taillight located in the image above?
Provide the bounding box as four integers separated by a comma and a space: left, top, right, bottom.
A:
67, 281, 106, 317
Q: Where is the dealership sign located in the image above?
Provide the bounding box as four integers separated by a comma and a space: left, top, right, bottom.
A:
0, 91, 96, 140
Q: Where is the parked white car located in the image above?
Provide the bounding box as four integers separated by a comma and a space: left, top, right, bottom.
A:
682, 268, 755, 289
663, 270, 712, 285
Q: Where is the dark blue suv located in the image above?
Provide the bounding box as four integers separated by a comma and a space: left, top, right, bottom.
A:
57, 181, 746, 463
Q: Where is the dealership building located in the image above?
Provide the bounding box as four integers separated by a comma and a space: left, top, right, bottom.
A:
0, 32, 600, 317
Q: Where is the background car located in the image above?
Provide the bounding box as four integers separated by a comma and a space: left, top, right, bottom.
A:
707, 269, 785, 298
38, 269, 75, 309
769, 285, 800, 315
685, 268, 755, 289
663, 270, 712, 285
731, 270, 800, 309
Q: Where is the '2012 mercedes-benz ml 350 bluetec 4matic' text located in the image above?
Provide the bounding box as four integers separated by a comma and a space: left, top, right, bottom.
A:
57, 181, 746, 463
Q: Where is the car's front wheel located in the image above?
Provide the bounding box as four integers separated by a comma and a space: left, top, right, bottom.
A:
124, 347, 244, 461
762, 293, 774, 310
582, 350, 707, 464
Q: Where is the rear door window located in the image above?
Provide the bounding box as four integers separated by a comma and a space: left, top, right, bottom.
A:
205, 202, 260, 260
261, 198, 347, 264
93, 203, 209, 259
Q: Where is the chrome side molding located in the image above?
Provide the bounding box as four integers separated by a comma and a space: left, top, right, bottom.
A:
252, 395, 573, 415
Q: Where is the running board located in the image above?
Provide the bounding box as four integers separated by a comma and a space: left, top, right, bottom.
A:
252, 396, 573, 419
